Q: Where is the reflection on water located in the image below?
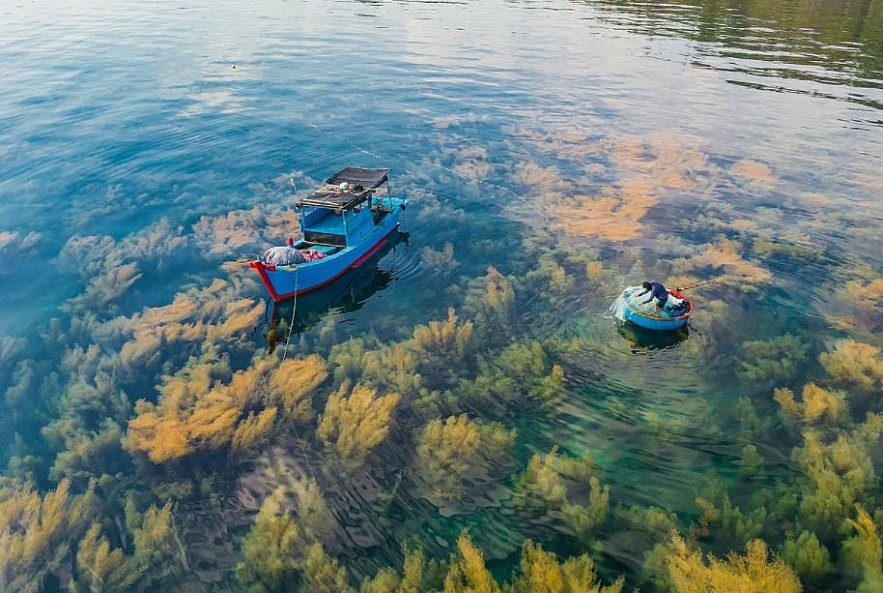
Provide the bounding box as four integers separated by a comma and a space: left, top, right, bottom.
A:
1, 0, 882, 591
587, 0, 883, 115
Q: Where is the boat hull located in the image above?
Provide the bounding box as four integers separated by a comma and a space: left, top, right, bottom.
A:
622, 289, 693, 331
251, 203, 405, 302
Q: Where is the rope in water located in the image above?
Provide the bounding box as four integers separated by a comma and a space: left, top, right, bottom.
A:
277, 271, 319, 482
281, 271, 298, 361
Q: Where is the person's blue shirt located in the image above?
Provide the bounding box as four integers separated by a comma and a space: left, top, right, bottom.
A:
638, 282, 668, 305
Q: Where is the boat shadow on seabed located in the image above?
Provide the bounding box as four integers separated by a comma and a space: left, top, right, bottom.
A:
263, 231, 409, 352
616, 320, 690, 351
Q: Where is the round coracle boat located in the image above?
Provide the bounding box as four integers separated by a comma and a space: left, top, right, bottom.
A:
615, 287, 694, 331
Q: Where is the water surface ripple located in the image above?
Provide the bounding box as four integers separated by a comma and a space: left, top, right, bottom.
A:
1, 0, 881, 591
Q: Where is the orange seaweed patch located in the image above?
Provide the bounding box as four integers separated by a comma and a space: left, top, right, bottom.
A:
453, 146, 493, 181
509, 130, 716, 242
118, 280, 265, 368
511, 162, 574, 196
213, 299, 265, 338
125, 358, 281, 463
548, 184, 656, 241
509, 126, 602, 161
840, 278, 883, 309
824, 276, 883, 333
264, 209, 301, 238
193, 208, 302, 257
690, 238, 772, 288
730, 159, 775, 186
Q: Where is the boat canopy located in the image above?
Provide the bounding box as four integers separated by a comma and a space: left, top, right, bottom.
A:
298, 167, 391, 210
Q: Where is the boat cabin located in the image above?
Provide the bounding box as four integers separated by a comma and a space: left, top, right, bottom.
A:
295, 167, 394, 249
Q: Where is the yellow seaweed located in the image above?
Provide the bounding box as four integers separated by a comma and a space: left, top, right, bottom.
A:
819, 339, 883, 394
443, 532, 501, 593
0, 478, 96, 591
124, 357, 282, 463
317, 381, 401, 470
236, 487, 304, 592
665, 534, 801, 593
302, 543, 354, 593
842, 505, 883, 593
417, 414, 515, 500
515, 447, 610, 542
773, 383, 847, 426
73, 523, 138, 593
512, 540, 624, 593
268, 354, 328, 422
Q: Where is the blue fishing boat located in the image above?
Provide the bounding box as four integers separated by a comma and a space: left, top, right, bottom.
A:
613, 287, 694, 331
251, 167, 408, 302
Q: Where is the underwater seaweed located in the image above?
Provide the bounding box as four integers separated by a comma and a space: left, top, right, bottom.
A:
412, 307, 475, 363
462, 267, 516, 347
842, 505, 883, 593
442, 532, 502, 593
729, 160, 774, 187
665, 533, 801, 593
0, 478, 96, 592
512, 540, 624, 593
421, 241, 458, 274
441, 532, 624, 593
268, 354, 328, 422
409, 308, 476, 387
514, 447, 610, 543
72, 523, 138, 593
416, 414, 516, 501
680, 238, 772, 290
773, 383, 848, 427
736, 334, 810, 385
690, 495, 770, 552
833, 276, 883, 327
72, 500, 182, 592
455, 340, 565, 414
236, 487, 305, 592
792, 427, 879, 542
781, 530, 832, 585
124, 356, 281, 463
316, 381, 401, 470
49, 419, 127, 481
819, 339, 883, 396
359, 544, 446, 593
301, 543, 353, 593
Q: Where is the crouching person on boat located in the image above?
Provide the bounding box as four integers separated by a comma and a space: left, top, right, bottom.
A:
636, 281, 668, 309
635, 281, 686, 314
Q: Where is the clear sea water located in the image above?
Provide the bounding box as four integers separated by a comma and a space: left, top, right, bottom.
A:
1, 0, 882, 591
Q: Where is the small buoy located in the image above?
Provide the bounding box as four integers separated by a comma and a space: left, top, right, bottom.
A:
339, 182, 349, 191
